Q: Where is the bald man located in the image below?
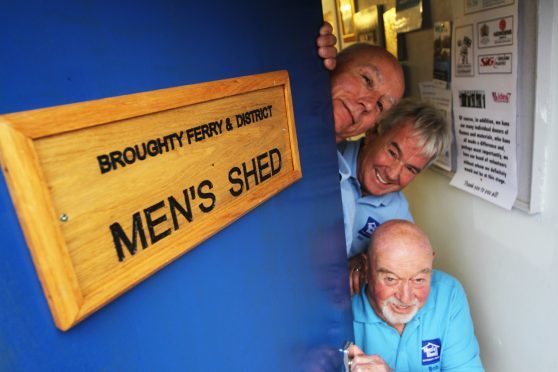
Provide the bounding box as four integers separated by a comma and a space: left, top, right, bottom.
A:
316, 23, 405, 142
348, 220, 484, 371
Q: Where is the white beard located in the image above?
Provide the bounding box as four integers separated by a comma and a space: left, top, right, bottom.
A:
381, 296, 419, 325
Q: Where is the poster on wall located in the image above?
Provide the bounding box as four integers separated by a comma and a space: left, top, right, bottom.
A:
394, 0, 423, 33
465, 0, 515, 14
383, 7, 399, 58
450, 1, 518, 209
433, 21, 452, 88
419, 82, 454, 171
354, 5, 384, 46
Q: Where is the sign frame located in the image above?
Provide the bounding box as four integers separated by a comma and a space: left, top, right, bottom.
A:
0, 71, 301, 330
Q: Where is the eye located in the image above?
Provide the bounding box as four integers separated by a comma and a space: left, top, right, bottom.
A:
413, 276, 430, 286
376, 100, 384, 113
405, 165, 419, 175
361, 74, 372, 87
386, 147, 398, 160
384, 276, 398, 285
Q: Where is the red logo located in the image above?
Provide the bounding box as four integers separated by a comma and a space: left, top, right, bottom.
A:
492, 92, 511, 103
499, 19, 507, 31
480, 57, 495, 66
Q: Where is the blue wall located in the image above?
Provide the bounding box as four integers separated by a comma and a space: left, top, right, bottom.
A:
0, 1, 352, 370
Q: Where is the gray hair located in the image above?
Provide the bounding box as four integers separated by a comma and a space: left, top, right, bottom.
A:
375, 98, 451, 163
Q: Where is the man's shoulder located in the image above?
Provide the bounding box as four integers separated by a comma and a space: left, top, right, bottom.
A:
432, 270, 461, 286
430, 270, 468, 303
337, 139, 362, 161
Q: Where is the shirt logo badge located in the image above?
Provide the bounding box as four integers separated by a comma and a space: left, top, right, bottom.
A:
422, 339, 442, 365
357, 217, 380, 238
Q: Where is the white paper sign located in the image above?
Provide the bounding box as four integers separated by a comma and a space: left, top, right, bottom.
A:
450, 1, 518, 209
419, 82, 454, 171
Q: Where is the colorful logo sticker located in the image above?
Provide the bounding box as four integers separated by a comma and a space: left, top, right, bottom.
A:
422, 339, 442, 365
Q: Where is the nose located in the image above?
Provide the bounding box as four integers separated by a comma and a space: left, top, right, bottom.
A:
385, 161, 403, 182
396, 281, 413, 304
359, 90, 381, 113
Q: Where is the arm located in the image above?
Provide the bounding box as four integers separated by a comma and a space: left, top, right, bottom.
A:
441, 282, 484, 371
316, 22, 337, 71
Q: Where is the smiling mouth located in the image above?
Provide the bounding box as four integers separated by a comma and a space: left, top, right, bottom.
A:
341, 101, 356, 126
375, 169, 391, 185
391, 302, 415, 313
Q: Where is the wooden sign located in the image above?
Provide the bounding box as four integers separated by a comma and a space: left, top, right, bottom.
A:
0, 71, 301, 330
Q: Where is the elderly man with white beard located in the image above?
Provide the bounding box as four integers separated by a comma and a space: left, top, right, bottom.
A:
347, 220, 484, 372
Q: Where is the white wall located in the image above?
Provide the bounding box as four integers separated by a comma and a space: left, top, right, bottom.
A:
405, 1, 558, 370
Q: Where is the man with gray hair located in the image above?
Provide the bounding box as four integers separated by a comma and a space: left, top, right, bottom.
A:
347, 220, 483, 371
339, 99, 450, 294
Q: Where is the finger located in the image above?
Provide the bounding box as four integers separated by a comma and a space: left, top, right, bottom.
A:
351, 270, 361, 296
350, 357, 387, 372
316, 34, 337, 48
347, 344, 364, 358
319, 21, 333, 35
323, 58, 336, 71
317, 45, 337, 58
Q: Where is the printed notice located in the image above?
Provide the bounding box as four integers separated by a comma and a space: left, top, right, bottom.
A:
419, 82, 454, 171
450, 1, 518, 209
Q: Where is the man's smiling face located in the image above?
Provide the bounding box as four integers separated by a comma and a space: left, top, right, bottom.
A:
357, 119, 431, 196
330, 47, 404, 142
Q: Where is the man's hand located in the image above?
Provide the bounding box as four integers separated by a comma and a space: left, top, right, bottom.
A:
349, 253, 368, 296
348, 344, 392, 372
316, 22, 338, 71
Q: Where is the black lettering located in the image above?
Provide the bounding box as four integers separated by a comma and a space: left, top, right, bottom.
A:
110, 212, 148, 262
110, 151, 126, 170
98, 154, 112, 174
242, 158, 259, 191
228, 167, 243, 196
168, 191, 193, 230
123, 147, 136, 164
147, 140, 159, 156
157, 137, 170, 153
195, 126, 203, 142
269, 148, 282, 175
135, 143, 147, 160
198, 180, 216, 213
144, 200, 171, 245
236, 114, 244, 127
257, 152, 271, 182
186, 128, 196, 144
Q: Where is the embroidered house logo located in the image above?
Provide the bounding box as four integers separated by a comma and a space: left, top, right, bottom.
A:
358, 217, 380, 238
422, 339, 442, 365
492, 92, 511, 103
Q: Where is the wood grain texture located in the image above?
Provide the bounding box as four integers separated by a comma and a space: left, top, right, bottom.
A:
0, 71, 301, 330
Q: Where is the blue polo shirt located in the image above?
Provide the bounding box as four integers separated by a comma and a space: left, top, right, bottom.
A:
338, 140, 413, 257
352, 270, 484, 372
